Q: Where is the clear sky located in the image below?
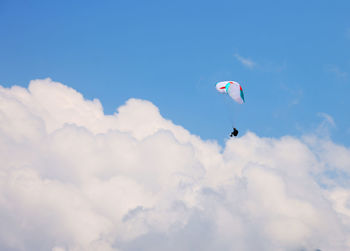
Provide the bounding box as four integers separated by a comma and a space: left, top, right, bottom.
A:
1, 0, 349, 145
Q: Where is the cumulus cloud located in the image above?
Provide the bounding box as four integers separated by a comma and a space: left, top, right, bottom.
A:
0, 78, 350, 251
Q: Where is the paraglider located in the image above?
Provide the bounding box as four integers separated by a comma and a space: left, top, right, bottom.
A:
215, 81, 245, 137
230, 127, 239, 137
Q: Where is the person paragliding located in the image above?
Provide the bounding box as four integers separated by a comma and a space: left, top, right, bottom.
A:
215, 81, 245, 137
230, 127, 239, 137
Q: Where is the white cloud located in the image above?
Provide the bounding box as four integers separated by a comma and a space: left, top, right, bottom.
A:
234, 54, 256, 69
326, 65, 348, 79
0, 79, 350, 251
318, 112, 335, 127
234, 54, 286, 73
314, 112, 336, 139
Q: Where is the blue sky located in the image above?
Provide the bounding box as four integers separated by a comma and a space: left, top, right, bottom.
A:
1, 0, 349, 145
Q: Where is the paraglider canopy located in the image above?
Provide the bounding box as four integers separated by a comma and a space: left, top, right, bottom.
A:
216, 81, 245, 104
216, 81, 245, 137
